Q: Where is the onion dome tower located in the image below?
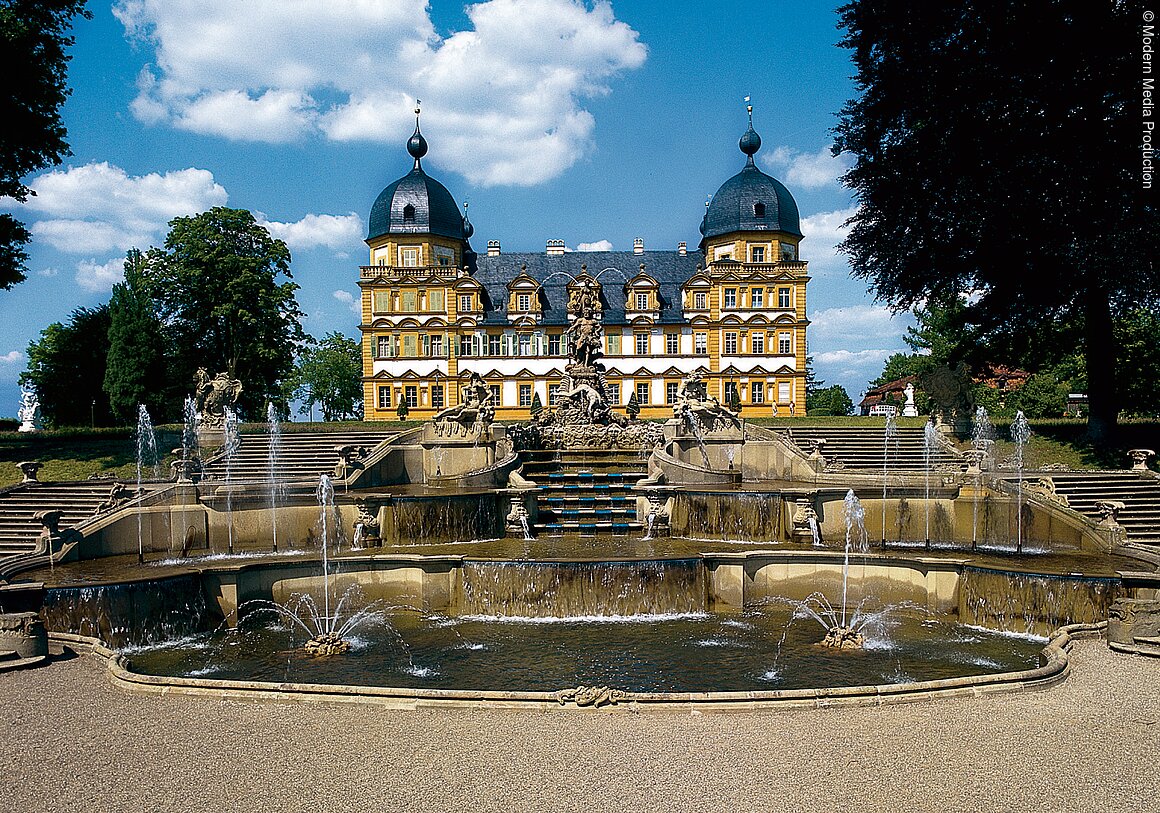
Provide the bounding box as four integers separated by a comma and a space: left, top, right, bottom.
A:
366, 106, 473, 257
700, 105, 802, 256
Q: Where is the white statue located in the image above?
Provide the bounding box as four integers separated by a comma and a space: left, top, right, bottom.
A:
902, 382, 918, 417
17, 388, 40, 433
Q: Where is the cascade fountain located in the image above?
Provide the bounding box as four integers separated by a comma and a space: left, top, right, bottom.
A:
1012, 411, 1031, 553
135, 404, 159, 563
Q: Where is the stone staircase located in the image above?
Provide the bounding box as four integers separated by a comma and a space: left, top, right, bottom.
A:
199, 431, 396, 482
999, 470, 1160, 547
0, 480, 168, 557
519, 449, 648, 535
780, 425, 964, 471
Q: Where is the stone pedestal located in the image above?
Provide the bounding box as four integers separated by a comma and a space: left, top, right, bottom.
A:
0, 612, 48, 659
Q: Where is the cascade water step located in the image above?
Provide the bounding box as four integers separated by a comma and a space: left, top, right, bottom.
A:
518, 448, 648, 536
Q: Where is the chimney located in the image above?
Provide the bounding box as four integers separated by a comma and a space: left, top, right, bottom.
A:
677, 241, 687, 256
633, 237, 644, 255
546, 239, 566, 256
487, 240, 501, 256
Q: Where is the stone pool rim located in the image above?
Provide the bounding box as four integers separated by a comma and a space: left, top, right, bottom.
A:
51, 622, 1104, 712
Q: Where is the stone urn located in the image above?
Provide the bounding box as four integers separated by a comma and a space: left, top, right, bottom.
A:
0, 612, 48, 659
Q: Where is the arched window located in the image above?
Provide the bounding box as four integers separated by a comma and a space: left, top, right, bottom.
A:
753, 201, 766, 218
402, 203, 415, 224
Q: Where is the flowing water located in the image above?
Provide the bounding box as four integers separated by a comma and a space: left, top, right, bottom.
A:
266, 403, 284, 552
881, 413, 896, 546
222, 407, 241, 554
135, 404, 159, 562
1011, 411, 1031, 553
923, 421, 940, 548
971, 406, 996, 550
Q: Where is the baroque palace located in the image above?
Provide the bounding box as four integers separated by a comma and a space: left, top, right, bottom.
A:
359, 107, 809, 422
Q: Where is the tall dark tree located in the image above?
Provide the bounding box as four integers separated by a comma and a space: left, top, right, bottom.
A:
104, 249, 167, 423
140, 207, 307, 418
834, 0, 1159, 442
0, 0, 90, 288
20, 304, 112, 426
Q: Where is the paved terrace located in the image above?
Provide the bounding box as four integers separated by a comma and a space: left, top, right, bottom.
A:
1, 640, 1155, 813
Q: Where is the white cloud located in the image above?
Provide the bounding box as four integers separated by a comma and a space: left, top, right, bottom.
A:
766, 146, 852, 190
22, 162, 228, 253
0, 351, 23, 365
114, 0, 647, 186
257, 212, 363, 251
76, 258, 127, 292
38, 267, 60, 277
576, 239, 613, 252
332, 289, 361, 316
800, 205, 857, 278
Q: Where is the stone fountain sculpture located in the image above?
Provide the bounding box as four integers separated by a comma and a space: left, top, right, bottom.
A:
420, 372, 509, 481
17, 388, 40, 433
194, 368, 243, 449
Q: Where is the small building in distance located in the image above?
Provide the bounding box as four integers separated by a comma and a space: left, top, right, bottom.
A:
358, 107, 810, 421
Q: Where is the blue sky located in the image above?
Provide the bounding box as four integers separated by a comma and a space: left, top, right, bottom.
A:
0, 0, 915, 420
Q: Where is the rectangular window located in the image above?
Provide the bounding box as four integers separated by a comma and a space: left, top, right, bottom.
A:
548, 384, 560, 405
723, 331, 738, 354
750, 246, 765, 263
635, 382, 650, 405
377, 386, 391, 409
376, 336, 392, 358
780, 243, 797, 261
518, 334, 531, 356
548, 334, 562, 356
402, 334, 417, 357
519, 384, 532, 407
724, 381, 740, 404
751, 381, 765, 404
778, 382, 791, 403
635, 332, 649, 355
373, 291, 391, 313
607, 383, 621, 405
517, 293, 531, 311
431, 385, 444, 409
694, 332, 707, 355
404, 385, 418, 408
778, 332, 792, 355
488, 334, 501, 356
459, 293, 473, 313
635, 292, 649, 311
402, 290, 417, 312
751, 287, 764, 308
694, 291, 707, 310
751, 332, 765, 354
400, 247, 419, 267
488, 384, 501, 405
778, 287, 791, 308
434, 247, 453, 266
607, 333, 621, 355
429, 334, 444, 357
666, 381, 679, 404
723, 288, 737, 309
429, 290, 444, 311
458, 334, 473, 357
665, 332, 679, 354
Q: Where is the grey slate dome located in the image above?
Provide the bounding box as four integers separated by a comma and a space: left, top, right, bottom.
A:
700, 121, 802, 244
367, 116, 471, 243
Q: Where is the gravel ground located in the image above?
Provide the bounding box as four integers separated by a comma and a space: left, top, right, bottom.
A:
2, 640, 1158, 813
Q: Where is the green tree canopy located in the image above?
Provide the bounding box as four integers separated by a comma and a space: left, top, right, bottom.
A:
0, 0, 90, 288
833, 0, 1159, 442
21, 304, 112, 426
140, 207, 306, 418
284, 332, 363, 421
806, 384, 854, 417
103, 249, 167, 423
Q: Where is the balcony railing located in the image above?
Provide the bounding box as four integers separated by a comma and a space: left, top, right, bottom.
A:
360, 264, 460, 281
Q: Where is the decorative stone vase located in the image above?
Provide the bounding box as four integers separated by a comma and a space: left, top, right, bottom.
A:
0, 612, 48, 659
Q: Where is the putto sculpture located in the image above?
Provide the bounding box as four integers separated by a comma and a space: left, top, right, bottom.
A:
433, 371, 496, 436
672, 371, 741, 432
17, 388, 40, 433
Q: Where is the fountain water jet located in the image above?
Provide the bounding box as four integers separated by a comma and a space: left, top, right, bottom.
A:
222, 407, 241, 554
135, 404, 159, 563
923, 421, 940, 549
971, 406, 995, 550
880, 412, 896, 547
1012, 411, 1031, 553
266, 402, 284, 552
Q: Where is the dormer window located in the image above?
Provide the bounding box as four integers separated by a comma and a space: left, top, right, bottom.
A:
750, 246, 765, 263
635, 292, 649, 311
517, 293, 531, 311
753, 201, 766, 218
402, 204, 415, 225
